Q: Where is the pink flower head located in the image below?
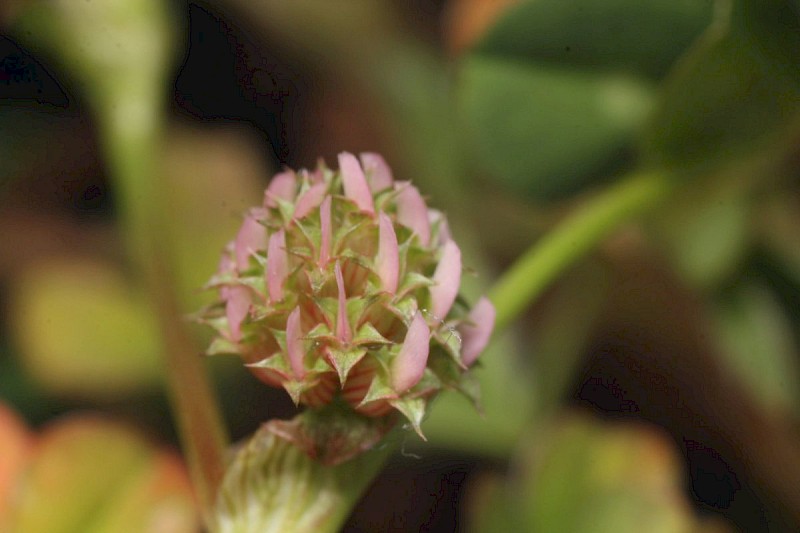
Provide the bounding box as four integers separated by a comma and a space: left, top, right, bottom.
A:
202, 153, 493, 448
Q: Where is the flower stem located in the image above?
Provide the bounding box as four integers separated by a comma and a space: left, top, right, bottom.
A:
490, 170, 673, 332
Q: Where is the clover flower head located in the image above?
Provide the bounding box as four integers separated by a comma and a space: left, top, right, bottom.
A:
202, 153, 494, 439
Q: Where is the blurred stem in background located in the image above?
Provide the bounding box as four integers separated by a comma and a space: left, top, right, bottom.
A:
9, 0, 228, 520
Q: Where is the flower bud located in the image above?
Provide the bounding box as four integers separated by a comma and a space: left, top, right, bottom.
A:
201, 153, 494, 445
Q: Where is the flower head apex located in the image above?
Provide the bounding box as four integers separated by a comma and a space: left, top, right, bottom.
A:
201, 153, 494, 453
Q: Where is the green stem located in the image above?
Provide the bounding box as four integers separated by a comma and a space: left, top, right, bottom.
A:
11, 0, 227, 522
100, 99, 228, 521
490, 170, 674, 332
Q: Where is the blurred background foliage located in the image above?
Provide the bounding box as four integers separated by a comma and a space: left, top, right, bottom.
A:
1, 0, 800, 531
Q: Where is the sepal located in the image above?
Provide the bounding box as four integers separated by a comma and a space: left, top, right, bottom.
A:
389, 397, 427, 440
326, 346, 368, 385
206, 336, 239, 356
358, 364, 397, 407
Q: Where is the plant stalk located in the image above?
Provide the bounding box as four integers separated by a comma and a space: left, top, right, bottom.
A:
490, 170, 673, 331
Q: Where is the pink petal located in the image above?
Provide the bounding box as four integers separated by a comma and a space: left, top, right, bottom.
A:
458, 297, 495, 366
226, 285, 251, 342
429, 209, 451, 245
293, 182, 328, 219
430, 240, 461, 319
391, 312, 430, 392
338, 152, 374, 215
376, 212, 399, 294
395, 182, 431, 246
286, 307, 306, 379
217, 244, 236, 276
306, 167, 325, 184
318, 196, 332, 268
359, 152, 393, 192
263, 171, 297, 207
234, 214, 268, 271
266, 229, 288, 303
334, 262, 352, 344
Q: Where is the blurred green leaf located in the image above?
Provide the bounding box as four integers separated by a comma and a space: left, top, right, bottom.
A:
476, 0, 713, 79
162, 125, 266, 312
643, 0, 800, 172
713, 284, 800, 416
651, 183, 751, 288
6, 414, 198, 533
531, 260, 611, 413
758, 195, 800, 287
11, 259, 161, 399
459, 57, 653, 199
458, 0, 712, 199
474, 416, 729, 533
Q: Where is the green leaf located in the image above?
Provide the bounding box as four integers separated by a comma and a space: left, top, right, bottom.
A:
161, 126, 267, 312
530, 260, 611, 413
643, 0, 800, 172
475, 0, 714, 79
651, 183, 751, 288
10, 259, 162, 399
713, 284, 800, 416
758, 195, 800, 286
459, 0, 713, 199
459, 56, 654, 200
474, 416, 726, 533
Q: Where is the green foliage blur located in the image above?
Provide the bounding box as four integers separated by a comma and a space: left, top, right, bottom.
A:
2, 0, 800, 531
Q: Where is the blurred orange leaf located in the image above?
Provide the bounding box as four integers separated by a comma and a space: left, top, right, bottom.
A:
443, 0, 521, 55
1, 406, 198, 533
